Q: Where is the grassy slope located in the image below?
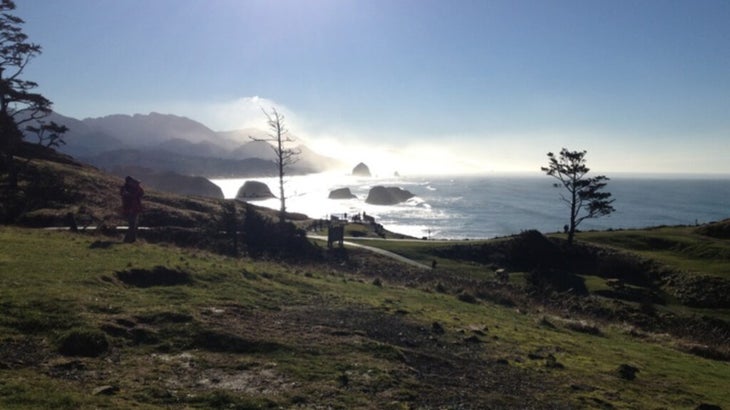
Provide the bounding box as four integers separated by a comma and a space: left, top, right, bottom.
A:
1, 227, 729, 409
357, 227, 730, 313
577, 227, 730, 321
577, 227, 730, 279
2, 151, 728, 408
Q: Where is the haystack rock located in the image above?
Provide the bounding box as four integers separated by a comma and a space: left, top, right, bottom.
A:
352, 162, 371, 177
328, 187, 357, 199
236, 181, 275, 200
365, 186, 415, 205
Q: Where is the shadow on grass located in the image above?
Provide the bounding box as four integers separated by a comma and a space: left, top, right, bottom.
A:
115, 266, 192, 287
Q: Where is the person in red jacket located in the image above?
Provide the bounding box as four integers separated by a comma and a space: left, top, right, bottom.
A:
120, 176, 144, 243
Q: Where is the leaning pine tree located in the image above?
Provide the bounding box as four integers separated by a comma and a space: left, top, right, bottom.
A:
541, 148, 615, 245
0, 0, 66, 189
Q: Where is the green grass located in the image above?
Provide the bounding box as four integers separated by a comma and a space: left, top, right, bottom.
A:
346, 237, 446, 262
315, 271, 730, 408
1, 226, 729, 408
577, 226, 730, 279
347, 237, 499, 280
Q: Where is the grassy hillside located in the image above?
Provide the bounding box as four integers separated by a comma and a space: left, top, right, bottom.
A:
577, 226, 730, 280
1, 226, 729, 409
1, 143, 230, 229
350, 228, 730, 341
1, 145, 728, 408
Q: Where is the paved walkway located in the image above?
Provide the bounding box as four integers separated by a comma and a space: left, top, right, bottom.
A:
308, 235, 432, 270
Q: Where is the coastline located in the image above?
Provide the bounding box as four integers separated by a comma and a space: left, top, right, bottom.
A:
210, 173, 730, 241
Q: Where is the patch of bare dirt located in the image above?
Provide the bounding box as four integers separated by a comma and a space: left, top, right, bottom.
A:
152, 352, 291, 396
0, 337, 51, 369
187, 301, 569, 409
287, 306, 566, 409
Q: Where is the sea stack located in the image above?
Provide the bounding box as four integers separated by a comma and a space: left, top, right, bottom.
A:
236, 181, 275, 200
352, 162, 371, 177
328, 187, 357, 199
365, 186, 415, 205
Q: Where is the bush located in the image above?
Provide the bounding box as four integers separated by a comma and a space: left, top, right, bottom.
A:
115, 266, 192, 287
507, 230, 564, 271
58, 328, 109, 357
616, 364, 639, 380
696, 219, 730, 239
457, 292, 477, 304
243, 204, 320, 260
526, 268, 588, 295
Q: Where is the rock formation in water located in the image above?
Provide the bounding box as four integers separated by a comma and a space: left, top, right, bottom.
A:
365, 186, 415, 205
236, 181, 275, 200
352, 162, 371, 177
328, 187, 357, 199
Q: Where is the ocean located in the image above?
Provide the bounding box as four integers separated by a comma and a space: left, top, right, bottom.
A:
210, 173, 730, 240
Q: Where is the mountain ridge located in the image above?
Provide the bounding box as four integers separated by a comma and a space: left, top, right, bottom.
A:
44, 111, 345, 178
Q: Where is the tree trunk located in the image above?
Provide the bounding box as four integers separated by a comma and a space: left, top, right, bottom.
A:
2, 151, 18, 189
568, 180, 577, 245
567, 225, 575, 245
277, 130, 286, 224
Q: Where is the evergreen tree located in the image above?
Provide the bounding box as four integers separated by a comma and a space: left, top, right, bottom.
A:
0, 0, 63, 187
541, 148, 615, 244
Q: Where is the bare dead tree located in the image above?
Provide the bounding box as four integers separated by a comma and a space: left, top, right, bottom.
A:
250, 107, 301, 224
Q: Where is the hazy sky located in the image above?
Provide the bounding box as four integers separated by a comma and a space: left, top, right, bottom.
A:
16, 0, 730, 175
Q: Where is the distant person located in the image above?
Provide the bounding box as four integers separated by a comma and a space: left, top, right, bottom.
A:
120, 176, 144, 243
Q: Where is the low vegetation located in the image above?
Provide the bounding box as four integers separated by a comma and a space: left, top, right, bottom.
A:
0, 148, 728, 409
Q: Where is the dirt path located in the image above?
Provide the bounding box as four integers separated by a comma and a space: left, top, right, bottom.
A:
308, 235, 433, 270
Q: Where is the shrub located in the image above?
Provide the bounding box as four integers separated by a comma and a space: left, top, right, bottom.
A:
458, 292, 477, 304
58, 328, 109, 357
696, 219, 730, 239
616, 364, 639, 380
526, 268, 588, 295
115, 266, 192, 287
243, 204, 320, 260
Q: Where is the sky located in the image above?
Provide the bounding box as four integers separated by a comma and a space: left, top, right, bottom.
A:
15, 0, 730, 176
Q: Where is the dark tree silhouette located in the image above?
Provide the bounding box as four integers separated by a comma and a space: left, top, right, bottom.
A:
0, 0, 64, 187
242, 202, 319, 260
541, 148, 615, 245
25, 121, 69, 149
250, 107, 300, 224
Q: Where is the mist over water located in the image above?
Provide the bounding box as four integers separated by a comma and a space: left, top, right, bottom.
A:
211, 173, 730, 240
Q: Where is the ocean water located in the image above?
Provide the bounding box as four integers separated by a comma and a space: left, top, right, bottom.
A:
211, 173, 730, 240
